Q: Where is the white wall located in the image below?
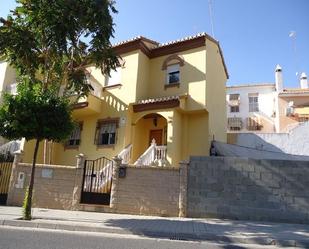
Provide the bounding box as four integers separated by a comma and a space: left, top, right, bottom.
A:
234, 122, 309, 156
226, 84, 276, 132
0, 61, 16, 98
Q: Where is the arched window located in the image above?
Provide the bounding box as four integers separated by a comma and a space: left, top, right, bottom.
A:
161, 54, 185, 86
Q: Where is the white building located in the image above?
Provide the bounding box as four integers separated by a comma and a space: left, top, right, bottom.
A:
226, 83, 276, 133
226, 65, 309, 134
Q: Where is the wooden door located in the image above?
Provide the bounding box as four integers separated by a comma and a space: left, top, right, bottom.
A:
149, 129, 163, 145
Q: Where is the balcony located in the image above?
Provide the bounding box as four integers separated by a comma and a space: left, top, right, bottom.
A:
286, 106, 309, 122
246, 117, 263, 131
71, 94, 102, 117
228, 117, 242, 131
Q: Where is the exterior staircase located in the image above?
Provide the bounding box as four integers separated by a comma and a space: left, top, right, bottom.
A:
134, 139, 168, 167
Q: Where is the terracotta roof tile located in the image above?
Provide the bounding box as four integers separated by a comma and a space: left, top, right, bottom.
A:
112, 32, 228, 79
136, 95, 180, 105
156, 32, 208, 48
280, 88, 309, 95
112, 33, 209, 49
227, 83, 275, 88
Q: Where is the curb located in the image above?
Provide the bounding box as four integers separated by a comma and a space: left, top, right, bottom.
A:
1, 219, 308, 248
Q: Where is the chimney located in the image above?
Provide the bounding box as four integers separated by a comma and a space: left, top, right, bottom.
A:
275, 64, 283, 92
300, 72, 308, 89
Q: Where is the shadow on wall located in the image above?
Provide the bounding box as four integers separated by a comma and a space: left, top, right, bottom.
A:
102, 91, 128, 112
254, 110, 276, 132
233, 121, 309, 156
102, 217, 309, 244
187, 157, 309, 225
230, 133, 285, 153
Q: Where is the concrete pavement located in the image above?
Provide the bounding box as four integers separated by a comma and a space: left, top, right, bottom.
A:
1, 206, 309, 248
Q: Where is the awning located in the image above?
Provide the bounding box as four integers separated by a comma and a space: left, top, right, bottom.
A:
132, 95, 184, 112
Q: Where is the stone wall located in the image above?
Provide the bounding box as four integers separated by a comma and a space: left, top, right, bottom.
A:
187, 156, 309, 224
7, 163, 83, 210
111, 165, 180, 217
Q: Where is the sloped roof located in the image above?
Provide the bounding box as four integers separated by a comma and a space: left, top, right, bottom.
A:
112, 33, 229, 79
279, 88, 309, 96
136, 95, 180, 105
227, 83, 275, 88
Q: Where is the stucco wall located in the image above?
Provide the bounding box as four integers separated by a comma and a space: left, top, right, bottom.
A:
187, 156, 309, 224
149, 47, 207, 111
229, 121, 309, 156
112, 166, 180, 217
206, 39, 227, 142
7, 163, 83, 210
23, 92, 129, 165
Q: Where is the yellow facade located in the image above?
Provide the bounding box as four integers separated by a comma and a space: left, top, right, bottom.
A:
22, 33, 228, 167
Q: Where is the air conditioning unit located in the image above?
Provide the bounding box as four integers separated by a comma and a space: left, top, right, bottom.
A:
286, 107, 294, 117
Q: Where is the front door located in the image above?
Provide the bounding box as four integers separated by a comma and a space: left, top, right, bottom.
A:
149, 129, 163, 145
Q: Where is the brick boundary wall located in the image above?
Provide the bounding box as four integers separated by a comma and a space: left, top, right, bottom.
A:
110, 164, 181, 217
187, 156, 309, 224
7, 153, 84, 210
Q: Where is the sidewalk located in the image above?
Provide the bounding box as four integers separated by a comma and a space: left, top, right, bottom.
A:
1, 206, 309, 248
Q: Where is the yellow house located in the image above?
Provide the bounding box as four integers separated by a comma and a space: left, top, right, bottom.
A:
22, 33, 228, 167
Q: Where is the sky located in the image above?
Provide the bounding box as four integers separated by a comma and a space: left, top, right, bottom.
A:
1, 0, 309, 88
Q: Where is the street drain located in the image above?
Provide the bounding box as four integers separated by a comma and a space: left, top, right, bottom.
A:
169, 236, 188, 241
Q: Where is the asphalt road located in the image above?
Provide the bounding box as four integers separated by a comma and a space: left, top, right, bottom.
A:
0, 226, 291, 249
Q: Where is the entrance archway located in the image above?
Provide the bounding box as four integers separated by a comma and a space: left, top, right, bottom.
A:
132, 113, 167, 163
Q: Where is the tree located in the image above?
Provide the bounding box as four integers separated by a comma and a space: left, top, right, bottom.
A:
0, 0, 120, 219
0, 81, 74, 219
0, 0, 119, 94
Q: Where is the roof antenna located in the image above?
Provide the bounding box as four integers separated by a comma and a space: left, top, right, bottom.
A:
208, 0, 215, 38
289, 31, 299, 79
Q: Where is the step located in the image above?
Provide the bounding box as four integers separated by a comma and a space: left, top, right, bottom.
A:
78, 204, 113, 213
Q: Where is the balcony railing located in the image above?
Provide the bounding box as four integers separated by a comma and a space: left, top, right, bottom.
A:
134, 139, 167, 167
246, 117, 263, 131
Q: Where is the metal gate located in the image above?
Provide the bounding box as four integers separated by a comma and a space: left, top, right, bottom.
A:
0, 159, 13, 205
80, 157, 113, 205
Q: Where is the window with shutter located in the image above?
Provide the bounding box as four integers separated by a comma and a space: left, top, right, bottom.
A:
95, 118, 119, 146
166, 64, 180, 84
248, 93, 259, 112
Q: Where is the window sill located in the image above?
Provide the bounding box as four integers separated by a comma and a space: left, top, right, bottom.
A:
103, 84, 122, 91
64, 145, 80, 150
96, 144, 116, 149
164, 83, 180, 89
